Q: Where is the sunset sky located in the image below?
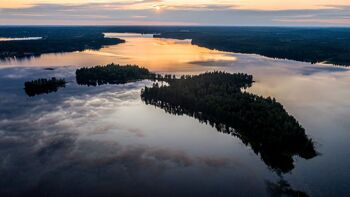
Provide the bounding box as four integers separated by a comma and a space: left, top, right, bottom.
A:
0, 0, 349, 26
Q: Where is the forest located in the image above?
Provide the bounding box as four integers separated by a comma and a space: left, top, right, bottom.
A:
98, 26, 350, 66
2, 26, 350, 66
0, 27, 124, 60
76, 63, 156, 86
141, 71, 317, 172
151, 27, 350, 66
152, 27, 350, 66
24, 77, 66, 97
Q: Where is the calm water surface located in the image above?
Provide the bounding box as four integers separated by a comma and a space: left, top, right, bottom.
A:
0, 33, 349, 196
0, 37, 42, 41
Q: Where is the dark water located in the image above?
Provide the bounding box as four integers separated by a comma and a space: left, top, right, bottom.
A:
0, 33, 349, 196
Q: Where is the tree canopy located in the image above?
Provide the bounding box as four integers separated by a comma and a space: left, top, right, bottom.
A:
76, 63, 156, 86
142, 71, 316, 173
0, 27, 124, 60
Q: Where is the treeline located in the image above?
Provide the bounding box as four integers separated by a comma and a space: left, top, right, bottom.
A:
3, 26, 349, 65
0, 27, 124, 60
142, 71, 316, 173
151, 27, 350, 66
24, 77, 66, 97
76, 63, 156, 86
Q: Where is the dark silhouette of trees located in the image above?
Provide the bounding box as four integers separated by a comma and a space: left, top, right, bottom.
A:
76, 63, 156, 86
151, 27, 350, 66
3, 26, 350, 65
24, 77, 66, 97
141, 72, 317, 173
0, 27, 124, 60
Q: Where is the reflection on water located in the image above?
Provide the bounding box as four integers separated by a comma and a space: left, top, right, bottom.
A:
142, 94, 316, 173
0, 37, 42, 41
0, 33, 236, 73
0, 68, 268, 196
266, 179, 309, 197
24, 77, 66, 97
0, 34, 350, 196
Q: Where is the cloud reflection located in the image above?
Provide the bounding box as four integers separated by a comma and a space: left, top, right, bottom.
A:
1, 34, 350, 196
0, 67, 246, 196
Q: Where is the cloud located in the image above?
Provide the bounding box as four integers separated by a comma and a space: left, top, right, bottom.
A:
0, 2, 349, 25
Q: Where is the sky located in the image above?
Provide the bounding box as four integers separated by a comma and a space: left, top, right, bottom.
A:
0, 0, 349, 26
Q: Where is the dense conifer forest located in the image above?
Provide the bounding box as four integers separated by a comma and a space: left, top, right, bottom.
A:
1, 27, 350, 65
24, 63, 317, 172
101, 26, 350, 66
151, 27, 350, 66
0, 27, 124, 60
76, 63, 156, 86
142, 72, 317, 172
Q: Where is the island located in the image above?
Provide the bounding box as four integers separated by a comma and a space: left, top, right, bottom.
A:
74, 64, 316, 172
76, 63, 156, 86
141, 71, 317, 172
24, 77, 66, 97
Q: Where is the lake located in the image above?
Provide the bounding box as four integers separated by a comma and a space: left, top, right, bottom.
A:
0, 37, 42, 41
0, 33, 349, 196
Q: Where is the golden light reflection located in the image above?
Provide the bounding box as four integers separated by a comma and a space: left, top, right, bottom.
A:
154, 5, 161, 11
0, 33, 237, 74
100, 33, 237, 72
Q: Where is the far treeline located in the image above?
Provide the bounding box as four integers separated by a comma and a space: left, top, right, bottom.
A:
142, 71, 317, 173
153, 28, 350, 66
0, 27, 124, 60
103, 26, 350, 66
2, 27, 350, 66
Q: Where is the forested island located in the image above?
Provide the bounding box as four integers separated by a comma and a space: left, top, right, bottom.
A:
142, 72, 317, 172
73, 64, 317, 172
24, 77, 66, 97
0, 27, 124, 60
76, 63, 156, 86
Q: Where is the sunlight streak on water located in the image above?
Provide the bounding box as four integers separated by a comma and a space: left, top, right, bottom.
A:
0, 37, 42, 41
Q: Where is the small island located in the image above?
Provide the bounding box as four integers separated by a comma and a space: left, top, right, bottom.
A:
142, 72, 317, 172
24, 77, 66, 97
76, 63, 156, 86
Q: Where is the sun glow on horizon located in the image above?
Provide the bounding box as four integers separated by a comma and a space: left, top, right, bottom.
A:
0, 0, 349, 26
153, 5, 163, 13
1, 0, 349, 10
